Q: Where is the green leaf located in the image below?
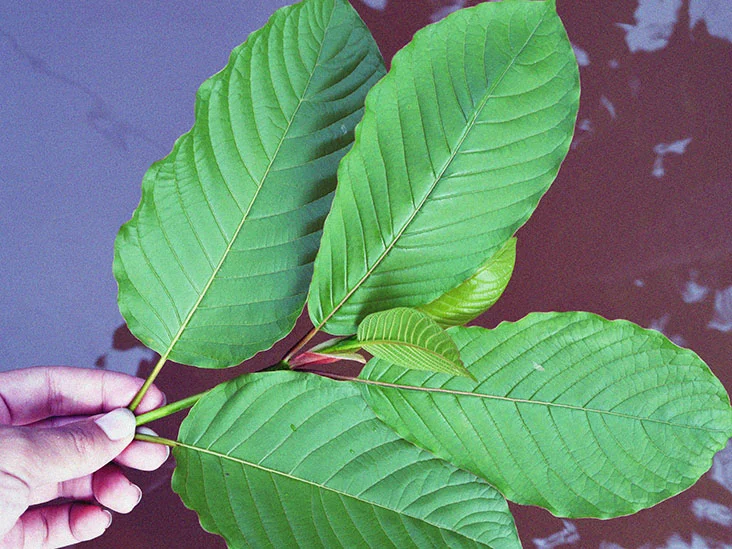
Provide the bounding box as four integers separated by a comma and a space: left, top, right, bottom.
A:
418, 237, 517, 327
357, 307, 473, 378
172, 372, 521, 549
308, 0, 580, 335
359, 312, 732, 518
113, 0, 385, 368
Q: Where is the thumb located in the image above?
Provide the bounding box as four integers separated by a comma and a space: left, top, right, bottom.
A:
14, 408, 137, 486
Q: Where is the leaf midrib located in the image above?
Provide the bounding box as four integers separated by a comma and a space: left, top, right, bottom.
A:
362, 339, 458, 365
354, 377, 730, 434
175, 439, 499, 546
316, 3, 552, 331
159, 6, 335, 363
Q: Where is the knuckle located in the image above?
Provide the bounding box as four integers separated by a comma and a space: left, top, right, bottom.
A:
44, 368, 65, 417
65, 424, 97, 456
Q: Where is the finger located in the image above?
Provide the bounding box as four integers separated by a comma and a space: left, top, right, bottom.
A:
114, 427, 170, 471
92, 464, 142, 514
28, 475, 93, 507
21, 384, 166, 430
0, 409, 136, 487
27, 463, 142, 514
31, 415, 88, 429
0, 366, 165, 426
0, 503, 111, 549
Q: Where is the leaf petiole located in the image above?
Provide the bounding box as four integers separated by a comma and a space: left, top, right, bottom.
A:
129, 352, 169, 412
309, 335, 361, 354
135, 389, 210, 426
282, 325, 321, 364
135, 432, 179, 447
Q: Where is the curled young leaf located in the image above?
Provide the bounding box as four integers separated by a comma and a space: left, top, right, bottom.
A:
418, 237, 517, 327
289, 350, 366, 369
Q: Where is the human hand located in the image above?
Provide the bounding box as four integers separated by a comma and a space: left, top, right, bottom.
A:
0, 366, 169, 548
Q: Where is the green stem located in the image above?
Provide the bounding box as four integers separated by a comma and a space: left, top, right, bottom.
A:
129, 352, 169, 412
135, 389, 210, 426
283, 325, 320, 364
134, 432, 179, 447
312, 335, 361, 354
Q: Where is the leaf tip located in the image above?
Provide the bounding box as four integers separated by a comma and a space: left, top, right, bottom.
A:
458, 364, 478, 382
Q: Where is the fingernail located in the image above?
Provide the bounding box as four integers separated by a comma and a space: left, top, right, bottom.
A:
136, 426, 158, 437
133, 484, 143, 506
103, 510, 113, 529
136, 426, 171, 459
95, 408, 136, 441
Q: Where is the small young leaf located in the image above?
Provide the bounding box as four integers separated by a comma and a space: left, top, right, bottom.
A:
289, 336, 367, 366
172, 372, 521, 549
114, 0, 385, 368
289, 350, 366, 368
358, 308, 474, 378
359, 312, 732, 518
418, 237, 517, 327
308, 0, 580, 335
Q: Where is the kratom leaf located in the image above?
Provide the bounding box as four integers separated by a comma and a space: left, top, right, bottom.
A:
172, 372, 521, 549
358, 308, 473, 378
359, 312, 732, 518
113, 0, 385, 368
308, 0, 579, 335
418, 237, 517, 327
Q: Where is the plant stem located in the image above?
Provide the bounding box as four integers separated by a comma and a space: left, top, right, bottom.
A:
312, 335, 361, 354
129, 352, 169, 412
135, 432, 179, 447
283, 325, 320, 364
135, 389, 210, 426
